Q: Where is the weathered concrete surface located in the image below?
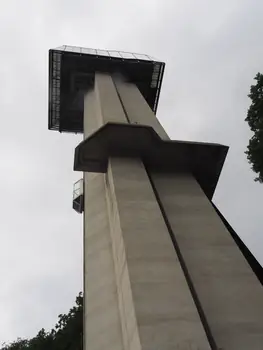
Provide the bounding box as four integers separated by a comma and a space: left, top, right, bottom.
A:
83, 89, 100, 138
82, 73, 213, 349
83, 79, 128, 350
107, 158, 211, 350
83, 172, 125, 350
84, 72, 167, 139
105, 165, 141, 350
113, 76, 169, 140
95, 73, 128, 125
151, 171, 263, 350
83, 73, 128, 139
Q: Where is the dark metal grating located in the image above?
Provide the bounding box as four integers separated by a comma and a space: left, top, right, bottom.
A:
48, 46, 165, 133
48, 51, 62, 131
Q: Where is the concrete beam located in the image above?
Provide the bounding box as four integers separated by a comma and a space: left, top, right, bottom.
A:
113, 75, 169, 140
83, 172, 124, 350
106, 157, 211, 350
151, 171, 263, 349
84, 72, 128, 139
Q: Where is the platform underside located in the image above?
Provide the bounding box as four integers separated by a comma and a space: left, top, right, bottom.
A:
74, 122, 228, 200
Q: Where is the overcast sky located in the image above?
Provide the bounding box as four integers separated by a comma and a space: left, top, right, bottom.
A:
0, 0, 263, 344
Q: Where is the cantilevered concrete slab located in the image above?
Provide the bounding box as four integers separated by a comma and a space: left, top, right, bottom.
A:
74, 122, 228, 200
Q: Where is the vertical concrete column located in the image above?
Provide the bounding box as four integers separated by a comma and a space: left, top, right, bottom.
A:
105, 163, 141, 350
151, 171, 263, 350
84, 72, 128, 139
83, 76, 128, 350
83, 172, 124, 350
113, 76, 170, 140
83, 89, 101, 138
106, 157, 211, 350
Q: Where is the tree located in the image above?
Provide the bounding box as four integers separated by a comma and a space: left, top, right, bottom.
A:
1, 293, 83, 350
245, 72, 263, 182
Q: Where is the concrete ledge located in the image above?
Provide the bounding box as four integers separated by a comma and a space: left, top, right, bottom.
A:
74, 122, 228, 199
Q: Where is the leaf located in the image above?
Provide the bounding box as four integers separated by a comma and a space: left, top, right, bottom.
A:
1, 294, 83, 350
245, 73, 263, 182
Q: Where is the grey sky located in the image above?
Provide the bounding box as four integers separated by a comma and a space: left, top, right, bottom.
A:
0, 0, 263, 344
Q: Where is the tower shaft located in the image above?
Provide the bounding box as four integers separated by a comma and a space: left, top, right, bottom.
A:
82, 73, 263, 350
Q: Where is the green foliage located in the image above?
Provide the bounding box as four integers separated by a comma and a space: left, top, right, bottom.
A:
1, 293, 83, 350
245, 73, 263, 182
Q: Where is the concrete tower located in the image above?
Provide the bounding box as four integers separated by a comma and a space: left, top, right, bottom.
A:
48, 46, 263, 350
